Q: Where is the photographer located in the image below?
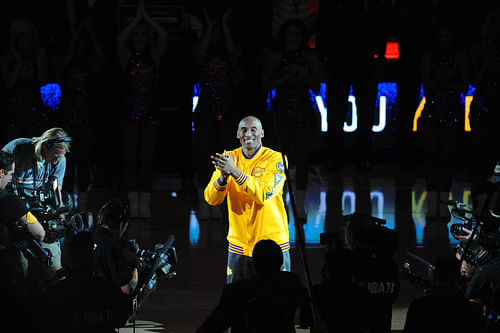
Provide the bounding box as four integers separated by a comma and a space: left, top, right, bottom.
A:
0, 151, 46, 274
2, 127, 71, 271
92, 199, 138, 296
0, 151, 46, 331
344, 212, 400, 333
458, 242, 500, 316
0, 151, 45, 244
41, 231, 132, 332
403, 256, 485, 333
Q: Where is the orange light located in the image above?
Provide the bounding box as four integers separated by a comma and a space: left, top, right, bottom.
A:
384, 41, 399, 60
413, 97, 426, 132
413, 96, 474, 132
465, 96, 473, 132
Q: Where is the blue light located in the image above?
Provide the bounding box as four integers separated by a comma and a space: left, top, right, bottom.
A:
376, 82, 397, 108
189, 210, 200, 246
266, 88, 277, 111
40, 83, 61, 110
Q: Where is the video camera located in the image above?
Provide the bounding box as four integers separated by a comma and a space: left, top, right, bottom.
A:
7, 181, 92, 241
342, 212, 398, 253
401, 252, 435, 294
127, 235, 177, 320
445, 200, 500, 264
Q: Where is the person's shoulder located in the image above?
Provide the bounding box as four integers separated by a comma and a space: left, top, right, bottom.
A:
261, 146, 283, 159
0, 190, 27, 218
261, 147, 286, 173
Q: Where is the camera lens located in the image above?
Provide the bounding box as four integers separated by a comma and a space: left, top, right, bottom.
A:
450, 223, 468, 236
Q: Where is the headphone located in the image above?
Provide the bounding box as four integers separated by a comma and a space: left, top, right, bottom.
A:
44, 136, 73, 149
96, 199, 129, 227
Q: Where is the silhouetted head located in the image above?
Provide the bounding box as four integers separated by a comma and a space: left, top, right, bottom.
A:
97, 199, 129, 238
252, 240, 283, 273
433, 256, 461, 286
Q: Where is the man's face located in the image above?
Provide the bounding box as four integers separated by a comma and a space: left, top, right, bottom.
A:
237, 118, 264, 152
0, 163, 15, 189
44, 148, 66, 164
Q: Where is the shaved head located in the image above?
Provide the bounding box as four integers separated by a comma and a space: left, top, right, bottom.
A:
238, 116, 263, 131
237, 116, 264, 156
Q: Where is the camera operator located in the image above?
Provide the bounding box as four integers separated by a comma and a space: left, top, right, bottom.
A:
457, 241, 500, 321
92, 199, 138, 296
343, 212, 400, 333
0, 151, 47, 330
453, 160, 500, 323
0, 151, 46, 270
2, 127, 72, 271
0, 151, 45, 243
40, 231, 132, 332
403, 256, 485, 333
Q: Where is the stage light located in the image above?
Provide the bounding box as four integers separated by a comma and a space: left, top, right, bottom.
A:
40, 83, 61, 110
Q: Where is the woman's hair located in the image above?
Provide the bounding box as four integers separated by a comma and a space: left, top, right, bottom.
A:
277, 18, 309, 51
32, 128, 71, 167
9, 18, 41, 51
12, 143, 36, 173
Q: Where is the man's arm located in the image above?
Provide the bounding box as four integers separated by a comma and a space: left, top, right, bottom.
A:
204, 153, 231, 206
23, 211, 45, 242
120, 267, 138, 295
214, 151, 287, 205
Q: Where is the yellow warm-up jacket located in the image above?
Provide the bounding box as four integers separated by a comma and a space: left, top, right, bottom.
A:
204, 145, 290, 256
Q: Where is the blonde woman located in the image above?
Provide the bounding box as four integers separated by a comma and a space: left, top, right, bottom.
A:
2, 127, 71, 271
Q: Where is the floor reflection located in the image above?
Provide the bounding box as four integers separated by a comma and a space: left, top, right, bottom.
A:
188, 172, 474, 251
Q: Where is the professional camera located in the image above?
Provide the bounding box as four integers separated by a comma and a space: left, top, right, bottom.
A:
446, 200, 500, 259
342, 212, 398, 253
401, 252, 435, 294
127, 235, 177, 320
7, 182, 92, 241
7, 181, 63, 216
45, 212, 93, 240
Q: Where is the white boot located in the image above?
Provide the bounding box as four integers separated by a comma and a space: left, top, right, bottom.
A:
426, 191, 438, 220
198, 188, 210, 220
77, 191, 88, 211
139, 192, 152, 219
439, 191, 451, 222
128, 191, 140, 218
294, 190, 307, 221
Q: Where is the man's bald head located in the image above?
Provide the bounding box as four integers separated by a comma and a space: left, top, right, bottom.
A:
237, 116, 264, 156
238, 116, 263, 131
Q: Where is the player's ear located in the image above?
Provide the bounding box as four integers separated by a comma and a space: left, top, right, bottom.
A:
261, 129, 264, 138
